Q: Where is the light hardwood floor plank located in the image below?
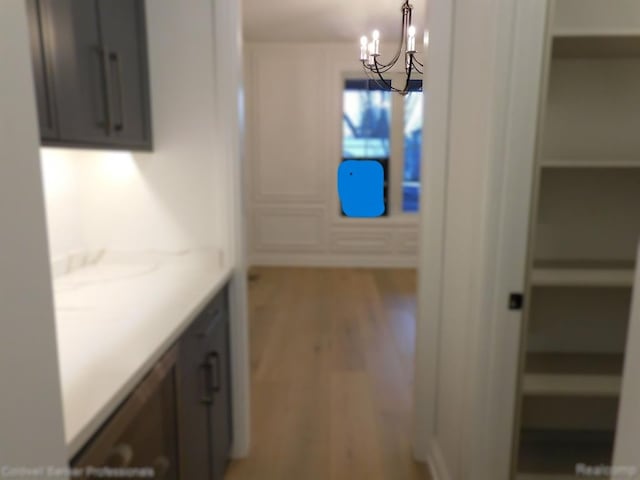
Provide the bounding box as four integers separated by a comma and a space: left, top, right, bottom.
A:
226, 267, 430, 480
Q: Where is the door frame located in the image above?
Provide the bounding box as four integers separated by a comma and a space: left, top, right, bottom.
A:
211, 0, 251, 458
412, 0, 550, 478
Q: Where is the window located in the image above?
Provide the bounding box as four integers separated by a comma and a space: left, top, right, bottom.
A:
341, 78, 423, 216
403, 89, 423, 212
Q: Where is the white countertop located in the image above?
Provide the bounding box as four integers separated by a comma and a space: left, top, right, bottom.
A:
52, 250, 232, 457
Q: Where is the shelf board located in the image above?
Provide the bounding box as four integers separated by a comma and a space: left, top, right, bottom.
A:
524, 353, 623, 397
517, 475, 578, 480
518, 431, 614, 477
532, 261, 635, 287
539, 158, 640, 169
552, 36, 640, 59
523, 373, 621, 397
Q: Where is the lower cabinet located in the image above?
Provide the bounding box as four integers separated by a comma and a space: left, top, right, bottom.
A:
178, 287, 232, 480
70, 286, 232, 480
71, 346, 180, 480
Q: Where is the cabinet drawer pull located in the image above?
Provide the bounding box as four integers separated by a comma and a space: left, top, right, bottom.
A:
152, 455, 170, 479
105, 443, 133, 467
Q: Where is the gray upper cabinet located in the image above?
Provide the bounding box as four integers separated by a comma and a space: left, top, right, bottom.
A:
27, 0, 152, 150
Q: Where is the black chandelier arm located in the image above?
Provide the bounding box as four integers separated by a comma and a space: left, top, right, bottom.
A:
410, 55, 423, 75
372, 0, 411, 70
372, 56, 396, 74
373, 60, 412, 95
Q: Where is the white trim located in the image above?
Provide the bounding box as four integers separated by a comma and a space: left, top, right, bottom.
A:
412, 0, 454, 463
427, 439, 453, 480
212, 0, 251, 458
250, 252, 417, 269
613, 243, 640, 467
465, 0, 550, 478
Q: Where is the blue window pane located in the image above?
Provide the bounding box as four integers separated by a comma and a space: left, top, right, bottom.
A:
343, 89, 391, 159
403, 91, 423, 213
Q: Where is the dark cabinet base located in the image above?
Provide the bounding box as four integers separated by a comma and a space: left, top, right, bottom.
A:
70, 285, 232, 480
178, 287, 232, 480
71, 347, 180, 480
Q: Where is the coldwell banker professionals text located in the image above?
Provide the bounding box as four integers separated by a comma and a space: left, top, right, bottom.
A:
1, 466, 156, 478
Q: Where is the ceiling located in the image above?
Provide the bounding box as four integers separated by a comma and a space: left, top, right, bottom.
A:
242, 0, 427, 43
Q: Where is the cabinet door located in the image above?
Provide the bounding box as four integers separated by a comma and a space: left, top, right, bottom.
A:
26, 0, 58, 140
72, 347, 180, 480
206, 316, 232, 480
45, 0, 112, 146
96, 0, 152, 149
177, 317, 213, 480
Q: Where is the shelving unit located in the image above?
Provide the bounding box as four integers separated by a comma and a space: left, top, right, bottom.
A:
512, 1, 640, 477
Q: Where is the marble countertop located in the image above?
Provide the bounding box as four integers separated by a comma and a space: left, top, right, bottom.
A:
52, 249, 232, 457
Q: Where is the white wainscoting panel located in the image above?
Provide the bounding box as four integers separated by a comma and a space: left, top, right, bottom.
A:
330, 230, 393, 254
252, 206, 326, 253
249, 47, 326, 203
395, 230, 420, 255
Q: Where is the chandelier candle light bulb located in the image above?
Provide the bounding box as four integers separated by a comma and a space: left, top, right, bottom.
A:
360, 36, 369, 60
407, 25, 416, 52
372, 30, 380, 55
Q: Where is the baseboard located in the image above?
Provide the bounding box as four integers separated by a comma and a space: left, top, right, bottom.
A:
249, 252, 418, 268
427, 440, 453, 480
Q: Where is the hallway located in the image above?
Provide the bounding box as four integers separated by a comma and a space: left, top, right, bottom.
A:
226, 267, 430, 480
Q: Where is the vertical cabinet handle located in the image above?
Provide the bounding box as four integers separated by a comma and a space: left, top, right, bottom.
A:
200, 362, 213, 405
152, 455, 171, 479
97, 46, 113, 134
109, 51, 125, 132
200, 352, 220, 404
207, 352, 221, 393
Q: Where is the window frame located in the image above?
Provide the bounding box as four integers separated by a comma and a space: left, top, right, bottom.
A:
338, 72, 424, 222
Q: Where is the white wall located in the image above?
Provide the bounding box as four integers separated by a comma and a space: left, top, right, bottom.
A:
244, 43, 420, 268
0, 1, 67, 473
41, 0, 229, 262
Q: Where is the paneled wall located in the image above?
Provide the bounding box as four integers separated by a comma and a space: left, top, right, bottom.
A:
245, 43, 419, 267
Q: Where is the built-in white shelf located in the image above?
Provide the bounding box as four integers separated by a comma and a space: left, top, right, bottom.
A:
517, 475, 578, 480
524, 353, 624, 397
539, 158, 640, 169
523, 373, 621, 397
552, 35, 640, 58
532, 261, 635, 288
552, 0, 640, 39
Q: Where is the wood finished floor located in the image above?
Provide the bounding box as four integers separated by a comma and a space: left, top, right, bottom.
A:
225, 267, 431, 480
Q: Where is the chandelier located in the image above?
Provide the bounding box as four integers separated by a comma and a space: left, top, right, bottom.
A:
359, 0, 424, 95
